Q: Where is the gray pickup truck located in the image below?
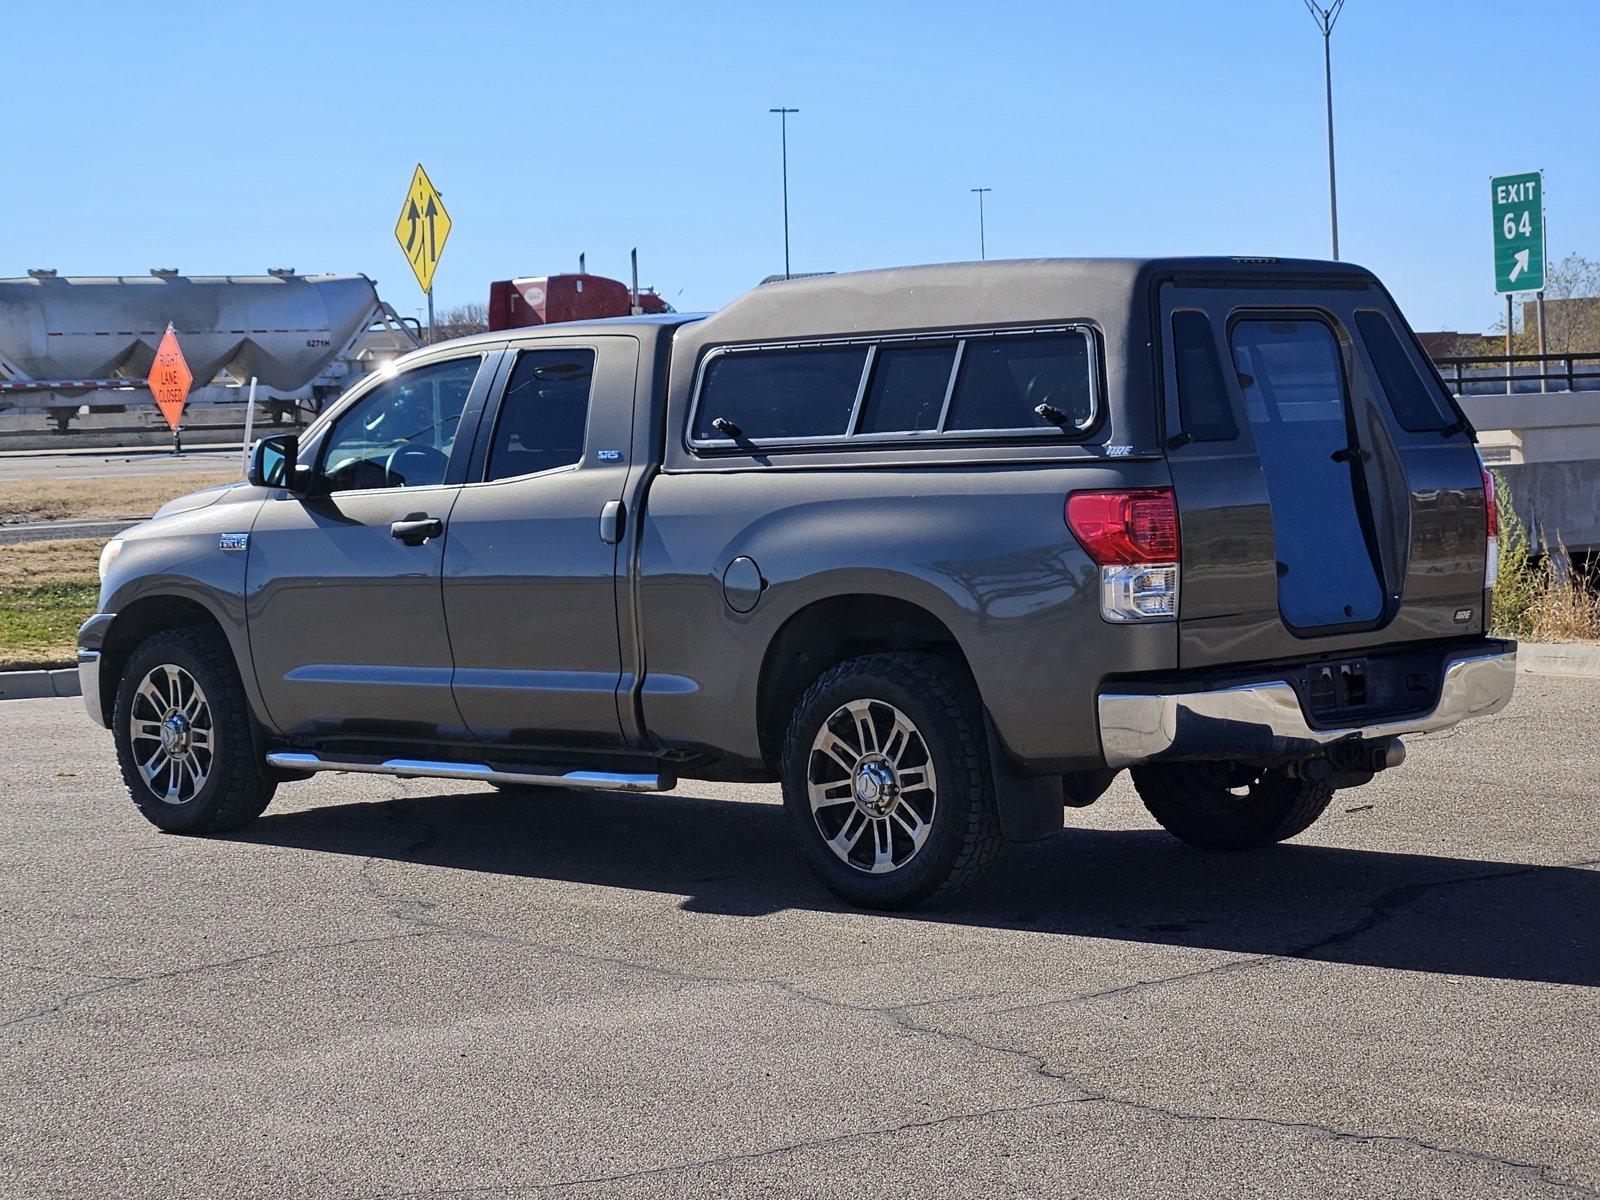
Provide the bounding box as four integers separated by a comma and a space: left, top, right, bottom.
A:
80, 258, 1516, 908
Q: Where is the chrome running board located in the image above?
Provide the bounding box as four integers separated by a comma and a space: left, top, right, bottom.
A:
265, 751, 671, 793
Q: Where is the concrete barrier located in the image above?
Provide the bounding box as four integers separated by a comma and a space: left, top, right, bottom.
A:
1489, 460, 1600, 556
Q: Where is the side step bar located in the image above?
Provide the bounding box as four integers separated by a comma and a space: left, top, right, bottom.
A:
265, 751, 673, 793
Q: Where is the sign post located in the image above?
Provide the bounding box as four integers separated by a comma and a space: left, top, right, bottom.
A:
147, 323, 193, 455
1491, 170, 1546, 396
393, 163, 453, 344
240, 376, 258, 472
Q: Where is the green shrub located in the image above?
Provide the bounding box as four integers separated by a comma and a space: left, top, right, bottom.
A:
1492, 475, 1538, 636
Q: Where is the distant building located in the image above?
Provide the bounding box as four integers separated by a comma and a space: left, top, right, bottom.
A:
1415, 330, 1497, 359
1522, 296, 1600, 354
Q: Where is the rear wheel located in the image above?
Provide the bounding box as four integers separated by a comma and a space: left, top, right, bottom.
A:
112, 628, 276, 834
780, 652, 1002, 910
1131, 761, 1333, 850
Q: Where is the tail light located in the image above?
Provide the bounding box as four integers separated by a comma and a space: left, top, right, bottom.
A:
1066, 488, 1180, 622
1480, 460, 1498, 592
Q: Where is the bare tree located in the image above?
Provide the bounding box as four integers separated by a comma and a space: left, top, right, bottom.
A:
1531, 254, 1600, 354
430, 302, 490, 343
1491, 254, 1600, 354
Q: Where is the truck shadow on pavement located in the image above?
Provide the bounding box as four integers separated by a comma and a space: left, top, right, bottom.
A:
234, 785, 1600, 988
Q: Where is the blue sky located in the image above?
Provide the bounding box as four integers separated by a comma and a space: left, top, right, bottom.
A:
10, 1, 1597, 333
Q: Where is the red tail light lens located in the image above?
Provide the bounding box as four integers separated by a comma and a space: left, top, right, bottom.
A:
1066, 489, 1180, 565
1481, 467, 1498, 539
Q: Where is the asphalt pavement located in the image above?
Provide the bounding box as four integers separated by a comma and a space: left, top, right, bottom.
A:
0, 447, 239, 480
3, 678, 1597, 1198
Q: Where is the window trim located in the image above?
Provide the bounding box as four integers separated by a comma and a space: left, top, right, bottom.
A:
685, 323, 1101, 454
472, 344, 599, 485
314, 351, 489, 497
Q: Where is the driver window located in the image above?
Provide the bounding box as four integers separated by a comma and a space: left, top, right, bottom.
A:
320, 356, 481, 491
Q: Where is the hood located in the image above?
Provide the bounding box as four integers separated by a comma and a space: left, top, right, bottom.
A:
150, 480, 255, 520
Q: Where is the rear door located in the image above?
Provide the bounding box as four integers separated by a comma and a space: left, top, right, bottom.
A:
1159, 280, 1486, 670
441, 336, 639, 745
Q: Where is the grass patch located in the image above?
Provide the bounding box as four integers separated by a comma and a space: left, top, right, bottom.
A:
1492, 477, 1600, 643
0, 538, 106, 669
0, 536, 104, 588
0, 473, 236, 525
0, 581, 100, 669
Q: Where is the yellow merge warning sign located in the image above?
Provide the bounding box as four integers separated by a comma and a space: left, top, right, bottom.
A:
393, 163, 452, 293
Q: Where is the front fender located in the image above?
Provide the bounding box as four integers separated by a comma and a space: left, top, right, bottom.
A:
88, 492, 267, 730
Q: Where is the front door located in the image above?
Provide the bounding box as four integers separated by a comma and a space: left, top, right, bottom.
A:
442, 338, 638, 745
247, 351, 500, 737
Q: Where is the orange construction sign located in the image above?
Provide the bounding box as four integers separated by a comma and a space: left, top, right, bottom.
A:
147, 323, 193, 432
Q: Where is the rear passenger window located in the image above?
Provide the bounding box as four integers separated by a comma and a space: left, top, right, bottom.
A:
858, 343, 955, 434
944, 333, 1093, 432
695, 346, 868, 440
1170, 311, 1238, 441
1354, 311, 1451, 432
485, 349, 595, 480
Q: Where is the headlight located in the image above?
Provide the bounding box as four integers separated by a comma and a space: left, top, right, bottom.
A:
98, 539, 124, 581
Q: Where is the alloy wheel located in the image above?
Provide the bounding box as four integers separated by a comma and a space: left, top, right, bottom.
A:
128, 663, 214, 805
806, 699, 938, 874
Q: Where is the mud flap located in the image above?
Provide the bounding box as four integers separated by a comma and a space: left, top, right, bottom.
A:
983, 712, 1063, 842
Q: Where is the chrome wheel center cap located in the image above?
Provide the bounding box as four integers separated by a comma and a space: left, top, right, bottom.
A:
159, 713, 189, 756
853, 758, 899, 814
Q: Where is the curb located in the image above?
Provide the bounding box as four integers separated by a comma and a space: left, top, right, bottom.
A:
0, 668, 81, 701
1515, 642, 1600, 680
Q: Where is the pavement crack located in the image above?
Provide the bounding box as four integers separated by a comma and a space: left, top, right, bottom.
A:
986, 953, 1276, 1017
987, 853, 1600, 1019
354, 788, 447, 924
1289, 855, 1600, 962
354, 1097, 1090, 1198
1086, 1093, 1600, 1198
1, 929, 438, 1032
351, 1080, 1599, 1199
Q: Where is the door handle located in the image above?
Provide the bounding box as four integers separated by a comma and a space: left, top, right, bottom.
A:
1330, 447, 1371, 464
390, 515, 443, 545
599, 500, 625, 545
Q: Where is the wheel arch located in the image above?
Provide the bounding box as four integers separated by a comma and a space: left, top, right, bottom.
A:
97, 591, 256, 731
754, 592, 977, 772
755, 591, 1068, 845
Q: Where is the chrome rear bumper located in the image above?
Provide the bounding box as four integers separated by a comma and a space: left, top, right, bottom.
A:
1097, 646, 1517, 770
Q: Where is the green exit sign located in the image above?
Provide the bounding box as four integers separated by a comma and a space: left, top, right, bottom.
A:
1491, 170, 1545, 294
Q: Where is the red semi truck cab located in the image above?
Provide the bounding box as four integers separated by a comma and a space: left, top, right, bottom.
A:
488, 274, 672, 330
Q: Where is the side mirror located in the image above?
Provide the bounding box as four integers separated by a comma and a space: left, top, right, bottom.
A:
248, 434, 305, 491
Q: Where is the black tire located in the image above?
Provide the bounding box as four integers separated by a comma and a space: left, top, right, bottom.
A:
780, 652, 1002, 910
112, 627, 276, 834
1131, 761, 1334, 850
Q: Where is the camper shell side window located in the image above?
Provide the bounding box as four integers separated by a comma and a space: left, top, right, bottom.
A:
687, 324, 1100, 452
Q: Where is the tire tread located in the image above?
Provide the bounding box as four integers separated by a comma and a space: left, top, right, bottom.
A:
780, 651, 1002, 908
113, 627, 275, 834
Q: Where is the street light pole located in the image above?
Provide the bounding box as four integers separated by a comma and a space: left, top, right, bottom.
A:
1305, 0, 1347, 260
769, 107, 799, 279
971, 187, 992, 260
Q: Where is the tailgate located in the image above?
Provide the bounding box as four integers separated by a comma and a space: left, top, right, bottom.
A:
1158, 278, 1487, 670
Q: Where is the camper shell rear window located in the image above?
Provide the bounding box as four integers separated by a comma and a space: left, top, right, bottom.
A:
689, 325, 1099, 449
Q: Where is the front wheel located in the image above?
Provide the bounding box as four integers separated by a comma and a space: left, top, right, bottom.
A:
112, 627, 277, 834
780, 652, 1002, 910
1131, 761, 1334, 850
